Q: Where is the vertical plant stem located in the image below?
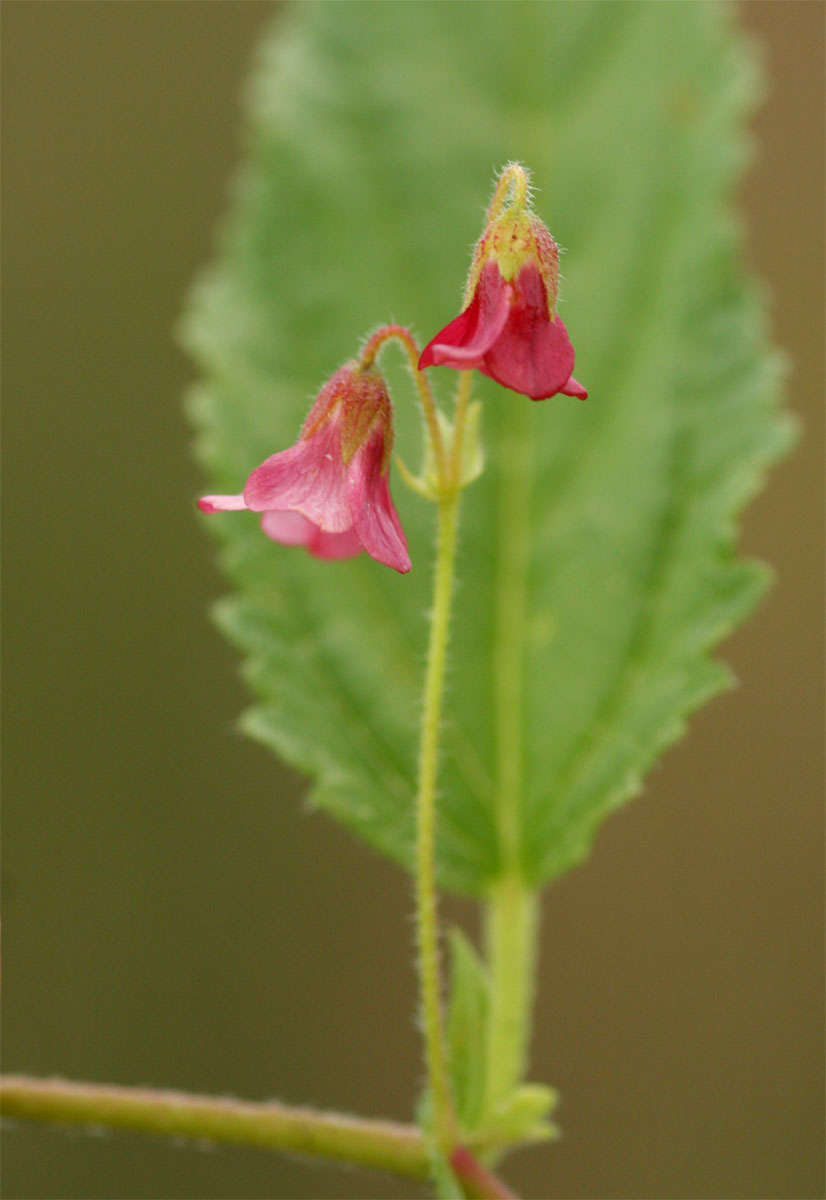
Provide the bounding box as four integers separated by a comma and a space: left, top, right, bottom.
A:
484, 399, 539, 1114
484, 877, 539, 1110
416, 488, 461, 1152
414, 375, 475, 1154
493, 397, 532, 871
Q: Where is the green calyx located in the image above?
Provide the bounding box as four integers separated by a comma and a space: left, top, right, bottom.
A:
463, 205, 560, 319
338, 366, 394, 472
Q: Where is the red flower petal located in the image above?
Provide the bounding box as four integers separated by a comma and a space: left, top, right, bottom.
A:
308, 527, 365, 560
259, 509, 318, 546
243, 422, 352, 533
197, 493, 247, 513
419, 244, 586, 402
200, 364, 409, 572
349, 432, 411, 574
479, 264, 575, 400
560, 376, 588, 400
260, 510, 363, 560
419, 261, 510, 370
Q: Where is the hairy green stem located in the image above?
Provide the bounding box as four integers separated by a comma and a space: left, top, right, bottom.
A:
414, 372, 475, 1156
0, 1076, 430, 1178
451, 1144, 519, 1200
484, 878, 539, 1111
0, 1076, 517, 1196
416, 488, 461, 1152
484, 398, 538, 1115
493, 398, 532, 869
359, 323, 447, 480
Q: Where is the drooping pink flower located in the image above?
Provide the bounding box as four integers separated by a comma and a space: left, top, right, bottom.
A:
198, 363, 411, 574
420, 203, 587, 402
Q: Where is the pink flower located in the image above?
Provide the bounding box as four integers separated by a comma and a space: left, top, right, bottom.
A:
420, 206, 586, 403
198, 363, 411, 574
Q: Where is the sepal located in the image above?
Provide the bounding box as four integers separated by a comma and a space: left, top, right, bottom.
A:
446, 928, 490, 1133
478, 1083, 559, 1150
398, 403, 485, 502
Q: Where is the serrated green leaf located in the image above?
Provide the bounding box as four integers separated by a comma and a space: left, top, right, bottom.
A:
184, 2, 793, 895
446, 929, 490, 1133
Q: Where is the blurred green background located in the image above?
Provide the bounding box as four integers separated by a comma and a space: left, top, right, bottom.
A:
2, 3, 823, 1198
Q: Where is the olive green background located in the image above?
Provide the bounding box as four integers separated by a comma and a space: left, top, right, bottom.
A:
2, 3, 823, 1198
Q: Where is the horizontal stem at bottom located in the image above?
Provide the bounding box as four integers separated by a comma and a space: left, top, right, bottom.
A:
0, 1074, 429, 1179
0, 1075, 520, 1198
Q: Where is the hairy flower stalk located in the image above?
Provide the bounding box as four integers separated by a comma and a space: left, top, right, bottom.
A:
416, 485, 462, 1154
358, 325, 465, 1156
360, 322, 447, 480
416, 164, 584, 1139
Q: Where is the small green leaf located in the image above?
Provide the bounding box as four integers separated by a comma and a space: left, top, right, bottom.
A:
421, 404, 485, 497
185, 3, 794, 895
446, 929, 490, 1132
480, 1083, 559, 1149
